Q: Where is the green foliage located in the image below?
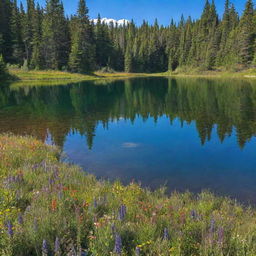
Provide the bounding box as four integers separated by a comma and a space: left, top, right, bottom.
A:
0, 54, 8, 79
69, 0, 95, 73
41, 0, 70, 70
0, 134, 256, 255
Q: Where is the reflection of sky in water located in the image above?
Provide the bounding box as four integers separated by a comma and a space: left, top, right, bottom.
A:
63, 116, 256, 204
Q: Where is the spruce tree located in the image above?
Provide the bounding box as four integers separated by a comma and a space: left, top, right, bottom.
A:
238, 0, 255, 65
0, 0, 13, 62
31, 4, 44, 69
95, 14, 113, 68
10, 0, 24, 65
41, 0, 70, 70
124, 46, 133, 73
69, 0, 95, 73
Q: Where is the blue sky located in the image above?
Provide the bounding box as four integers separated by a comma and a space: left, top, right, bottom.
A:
19, 0, 246, 25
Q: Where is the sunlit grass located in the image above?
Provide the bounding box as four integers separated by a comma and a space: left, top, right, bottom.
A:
1, 134, 256, 255
8, 69, 158, 88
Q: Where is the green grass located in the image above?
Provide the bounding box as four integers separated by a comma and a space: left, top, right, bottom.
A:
1, 134, 256, 255
161, 66, 256, 79
4, 67, 256, 88
8, 69, 156, 87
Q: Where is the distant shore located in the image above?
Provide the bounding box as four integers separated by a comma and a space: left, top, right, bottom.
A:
3, 68, 256, 87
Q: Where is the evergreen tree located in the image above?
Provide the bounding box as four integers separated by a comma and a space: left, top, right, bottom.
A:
10, 0, 24, 65
41, 0, 70, 70
124, 46, 133, 73
238, 0, 255, 65
0, 54, 7, 79
31, 4, 44, 69
69, 0, 95, 73
95, 14, 113, 68
0, 0, 13, 62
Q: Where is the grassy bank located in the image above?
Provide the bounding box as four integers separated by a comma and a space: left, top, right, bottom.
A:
0, 135, 256, 255
7, 69, 154, 87
6, 68, 256, 87
163, 67, 256, 79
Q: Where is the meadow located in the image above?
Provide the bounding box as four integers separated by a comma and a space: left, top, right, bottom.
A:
0, 134, 256, 256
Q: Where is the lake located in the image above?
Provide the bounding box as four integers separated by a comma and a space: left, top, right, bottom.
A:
1, 77, 256, 203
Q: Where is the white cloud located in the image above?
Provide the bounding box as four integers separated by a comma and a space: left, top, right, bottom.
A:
122, 142, 140, 148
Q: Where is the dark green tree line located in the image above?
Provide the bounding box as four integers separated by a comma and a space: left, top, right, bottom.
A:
0, 0, 256, 73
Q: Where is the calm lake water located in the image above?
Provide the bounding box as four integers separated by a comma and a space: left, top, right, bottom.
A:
1, 77, 256, 203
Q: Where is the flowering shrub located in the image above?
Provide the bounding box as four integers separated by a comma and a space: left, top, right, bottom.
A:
0, 134, 256, 255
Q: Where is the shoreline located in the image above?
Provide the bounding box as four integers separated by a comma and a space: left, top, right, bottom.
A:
4, 68, 256, 87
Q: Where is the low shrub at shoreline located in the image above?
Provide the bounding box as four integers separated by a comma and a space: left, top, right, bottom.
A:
0, 134, 256, 256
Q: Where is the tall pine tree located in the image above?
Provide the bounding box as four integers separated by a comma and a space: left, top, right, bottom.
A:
69, 0, 95, 73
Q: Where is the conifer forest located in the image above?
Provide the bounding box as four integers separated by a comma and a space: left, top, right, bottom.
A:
1, 0, 256, 75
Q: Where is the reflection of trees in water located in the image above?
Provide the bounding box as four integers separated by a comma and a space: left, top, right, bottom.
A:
0, 78, 256, 149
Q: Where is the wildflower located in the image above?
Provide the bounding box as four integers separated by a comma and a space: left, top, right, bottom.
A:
18, 213, 23, 225
118, 205, 127, 221
218, 227, 224, 246
163, 228, 169, 240
114, 233, 122, 255
7, 220, 13, 237
191, 210, 197, 220
135, 247, 141, 255
210, 219, 215, 233
51, 199, 57, 211
93, 199, 98, 208
94, 222, 101, 228
69, 246, 77, 256
54, 237, 61, 255
42, 240, 48, 256
53, 168, 59, 179
58, 191, 63, 200
49, 177, 55, 186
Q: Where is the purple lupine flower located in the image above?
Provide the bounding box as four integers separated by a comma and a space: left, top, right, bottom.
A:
163, 228, 170, 240
48, 177, 55, 186
218, 227, 224, 246
93, 199, 98, 208
42, 240, 48, 256
53, 168, 59, 179
18, 213, 23, 225
114, 233, 122, 255
58, 191, 63, 200
118, 205, 127, 221
25, 205, 31, 212
191, 210, 197, 220
32, 163, 40, 170
210, 219, 215, 233
54, 237, 61, 254
7, 220, 13, 237
135, 247, 141, 255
